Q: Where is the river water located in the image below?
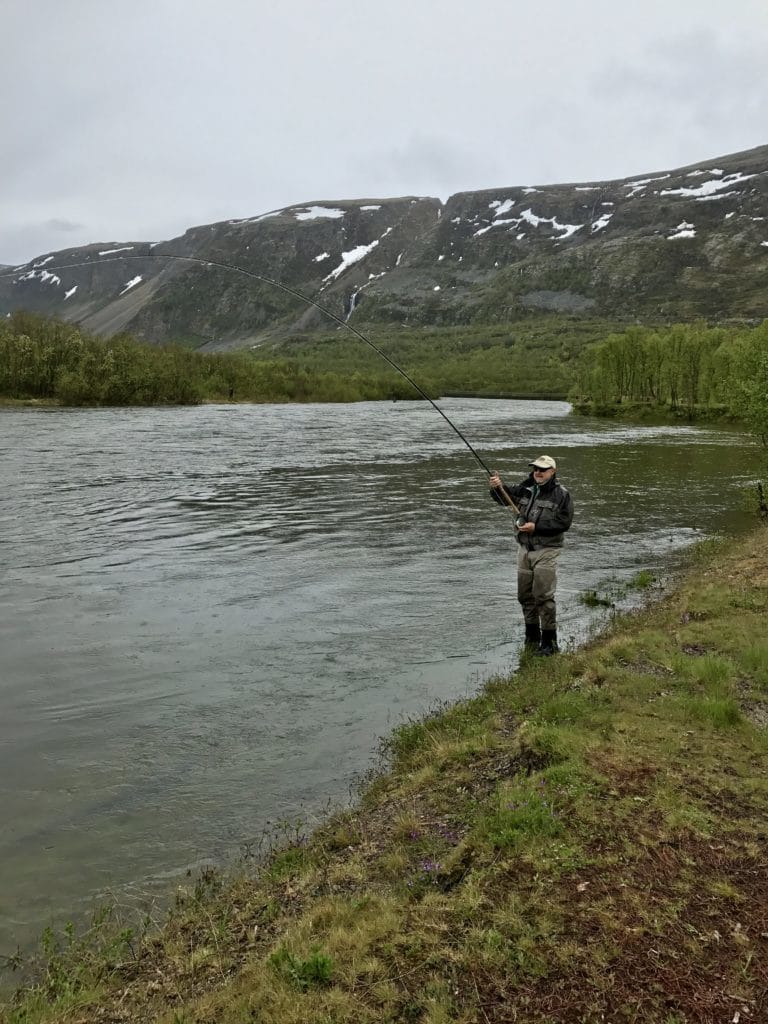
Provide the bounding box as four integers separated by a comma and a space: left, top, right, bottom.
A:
0, 400, 756, 955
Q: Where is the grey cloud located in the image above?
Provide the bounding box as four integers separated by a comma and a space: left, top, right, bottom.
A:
44, 219, 85, 233
0, 223, 91, 263
354, 135, 496, 196
592, 31, 767, 135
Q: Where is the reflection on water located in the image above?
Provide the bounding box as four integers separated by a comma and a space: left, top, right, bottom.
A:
0, 400, 756, 954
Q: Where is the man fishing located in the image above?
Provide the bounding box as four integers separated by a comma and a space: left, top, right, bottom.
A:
489, 455, 574, 657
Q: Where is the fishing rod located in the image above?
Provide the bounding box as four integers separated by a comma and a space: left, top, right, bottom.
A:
1, 251, 521, 512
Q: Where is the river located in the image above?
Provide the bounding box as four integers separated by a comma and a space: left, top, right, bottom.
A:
0, 399, 757, 955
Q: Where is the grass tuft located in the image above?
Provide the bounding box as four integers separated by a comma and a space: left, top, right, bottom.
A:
738, 641, 768, 690
478, 778, 563, 850
579, 588, 613, 607
268, 946, 334, 991
677, 694, 743, 728
629, 569, 656, 589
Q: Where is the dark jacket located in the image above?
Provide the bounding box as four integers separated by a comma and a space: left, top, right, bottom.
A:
491, 473, 574, 549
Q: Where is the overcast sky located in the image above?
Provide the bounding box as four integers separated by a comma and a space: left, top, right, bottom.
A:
2, 0, 767, 264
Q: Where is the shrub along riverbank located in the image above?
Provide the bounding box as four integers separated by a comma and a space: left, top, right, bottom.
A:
571, 320, 768, 430
3, 526, 767, 1023
0, 313, 419, 406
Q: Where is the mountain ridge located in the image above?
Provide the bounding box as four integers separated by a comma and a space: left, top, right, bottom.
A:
2, 144, 767, 348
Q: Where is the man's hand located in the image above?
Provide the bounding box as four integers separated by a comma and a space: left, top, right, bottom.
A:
517, 522, 536, 533
489, 471, 502, 489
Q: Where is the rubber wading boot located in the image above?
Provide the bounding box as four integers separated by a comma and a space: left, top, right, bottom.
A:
534, 629, 559, 657
524, 623, 542, 649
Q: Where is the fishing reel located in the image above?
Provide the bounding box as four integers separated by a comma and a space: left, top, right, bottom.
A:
515, 515, 528, 529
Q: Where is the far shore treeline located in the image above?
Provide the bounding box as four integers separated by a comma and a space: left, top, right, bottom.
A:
0, 312, 422, 405
1, 312, 768, 442
572, 320, 768, 429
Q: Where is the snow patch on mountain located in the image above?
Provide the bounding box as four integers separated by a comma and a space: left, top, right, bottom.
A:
624, 174, 671, 197
518, 209, 583, 239
231, 210, 281, 225
18, 269, 61, 286
321, 234, 378, 276
294, 206, 345, 221
489, 199, 515, 217
668, 222, 696, 240
119, 276, 143, 294
591, 213, 613, 233
660, 172, 756, 199
322, 229, 391, 284
695, 192, 739, 202
474, 207, 583, 240
474, 218, 516, 236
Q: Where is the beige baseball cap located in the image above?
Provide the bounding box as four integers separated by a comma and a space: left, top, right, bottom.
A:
529, 455, 557, 470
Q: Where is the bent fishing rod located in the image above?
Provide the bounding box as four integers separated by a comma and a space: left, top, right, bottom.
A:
2, 251, 521, 514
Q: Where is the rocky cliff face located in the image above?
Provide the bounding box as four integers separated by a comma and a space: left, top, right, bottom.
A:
3, 145, 767, 347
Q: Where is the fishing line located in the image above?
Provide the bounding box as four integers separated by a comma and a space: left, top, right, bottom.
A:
2, 252, 496, 476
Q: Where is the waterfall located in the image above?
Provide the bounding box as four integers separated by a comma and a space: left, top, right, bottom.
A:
346, 290, 360, 321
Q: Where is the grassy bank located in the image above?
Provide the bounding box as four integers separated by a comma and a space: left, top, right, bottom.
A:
0, 397, 58, 408
569, 400, 749, 428
3, 530, 768, 1023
